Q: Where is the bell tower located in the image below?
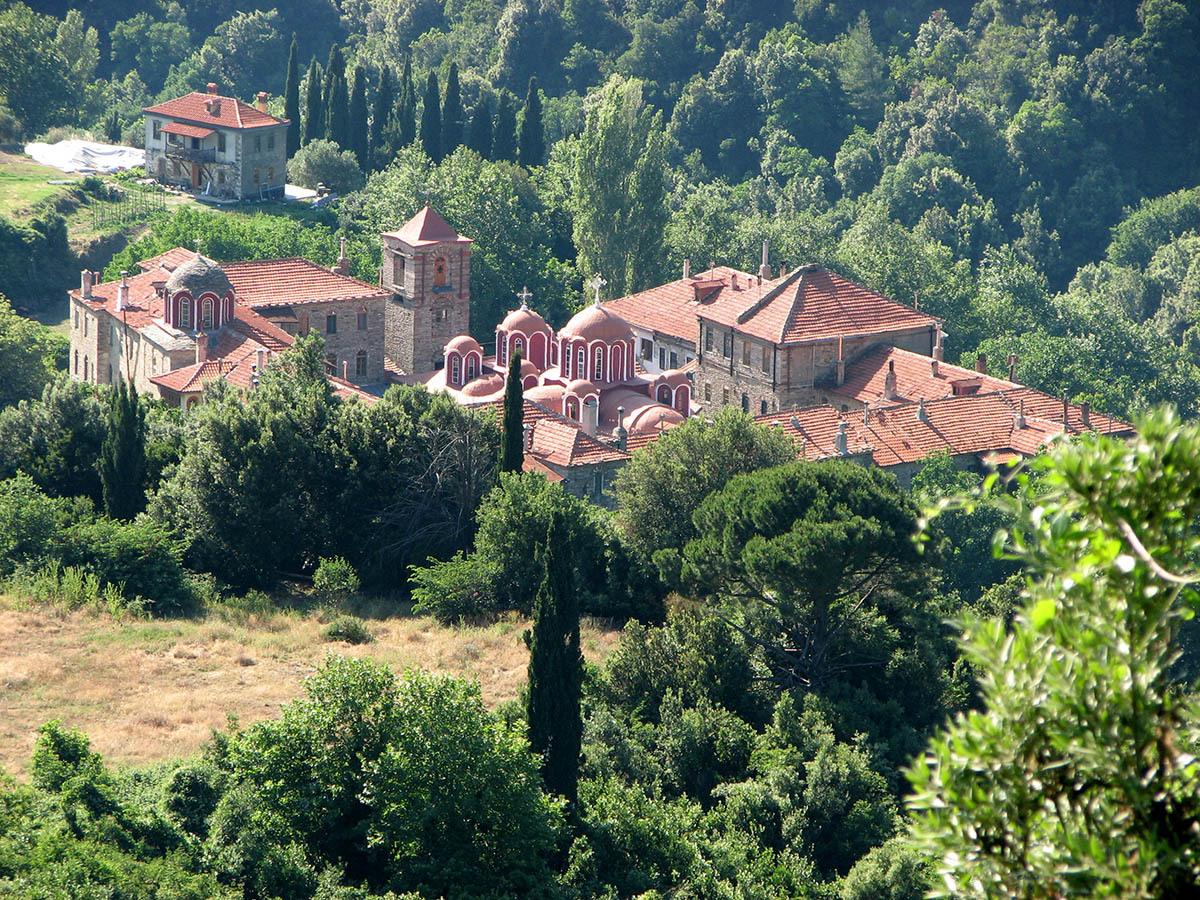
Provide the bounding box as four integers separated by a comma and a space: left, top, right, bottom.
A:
381, 204, 473, 374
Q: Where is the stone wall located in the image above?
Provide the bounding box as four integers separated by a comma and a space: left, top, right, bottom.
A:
381, 237, 471, 375
306, 297, 388, 384
236, 125, 287, 199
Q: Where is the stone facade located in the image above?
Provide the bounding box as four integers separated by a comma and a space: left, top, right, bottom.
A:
304, 298, 388, 383
70, 290, 195, 392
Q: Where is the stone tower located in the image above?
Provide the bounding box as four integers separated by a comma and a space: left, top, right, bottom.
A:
381, 204, 473, 374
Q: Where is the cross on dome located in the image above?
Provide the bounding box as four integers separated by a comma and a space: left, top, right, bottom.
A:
587, 274, 607, 306
516, 286, 533, 309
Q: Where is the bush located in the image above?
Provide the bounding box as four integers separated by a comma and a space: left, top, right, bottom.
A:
312, 556, 360, 608
322, 614, 374, 644
0, 473, 60, 575
289, 139, 365, 193
411, 550, 500, 624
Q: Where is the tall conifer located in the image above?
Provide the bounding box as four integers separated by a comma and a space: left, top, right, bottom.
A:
348, 66, 369, 170
284, 34, 301, 158
397, 57, 416, 147
492, 91, 518, 162
420, 71, 442, 161
370, 64, 393, 170
518, 76, 545, 168
441, 62, 464, 157
324, 45, 349, 146
499, 349, 524, 473
467, 90, 494, 158
525, 509, 583, 803
302, 58, 324, 146
98, 379, 146, 521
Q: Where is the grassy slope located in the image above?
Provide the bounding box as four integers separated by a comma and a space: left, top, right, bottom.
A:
0, 601, 620, 778
0, 151, 77, 214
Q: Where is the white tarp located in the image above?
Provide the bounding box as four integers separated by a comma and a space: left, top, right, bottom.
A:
24, 140, 145, 174
284, 183, 318, 200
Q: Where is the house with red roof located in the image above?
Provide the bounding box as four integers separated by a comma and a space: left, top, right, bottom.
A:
143, 83, 289, 200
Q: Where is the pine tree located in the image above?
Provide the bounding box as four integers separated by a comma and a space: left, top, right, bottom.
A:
467, 89, 494, 158
518, 76, 545, 167
98, 379, 146, 521
492, 91, 518, 162
348, 66, 369, 170
420, 70, 442, 161
302, 58, 324, 146
525, 509, 583, 803
397, 57, 416, 147
499, 349, 524, 473
284, 34, 301, 158
441, 61, 464, 157
324, 45, 349, 146
369, 64, 393, 170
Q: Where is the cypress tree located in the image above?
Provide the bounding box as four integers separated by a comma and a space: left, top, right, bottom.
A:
499, 349, 524, 473
467, 90, 493, 158
525, 509, 583, 803
369, 64, 393, 170
98, 379, 146, 521
518, 76, 545, 168
284, 34, 301, 158
441, 61, 464, 157
302, 58, 323, 146
397, 57, 416, 147
420, 70, 442, 162
324, 45, 349, 146
492, 91, 518, 162
348, 66, 369, 170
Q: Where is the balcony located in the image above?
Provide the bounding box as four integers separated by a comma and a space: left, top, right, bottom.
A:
164, 144, 216, 164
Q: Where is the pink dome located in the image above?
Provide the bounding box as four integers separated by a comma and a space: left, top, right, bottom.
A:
446, 334, 483, 355
500, 305, 552, 334
559, 304, 634, 343
655, 370, 691, 388
520, 358, 540, 378
524, 384, 565, 405
459, 374, 504, 397
565, 378, 600, 396
627, 405, 685, 434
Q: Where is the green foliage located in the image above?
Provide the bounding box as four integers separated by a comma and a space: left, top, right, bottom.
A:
518, 77, 545, 168
0, 210, 73, 310
98, 379, 147, 521
499, 349, 524, 473
441, 61, 464, 158
290, 139, 366, 194
491, 91, 518, 162
322, 614, 375, 644
31, 720, 103, 793
348, 66, 370, 171
0, 294, 64, 408
302, 57, 325, 147
284, 35, 301, 159
420, 70, 442, 162
369, 64, 394, 170
909, 408, 1200, 899
312, 556, 361, 607
0, 473, 60, 575
0, 3, 73, 135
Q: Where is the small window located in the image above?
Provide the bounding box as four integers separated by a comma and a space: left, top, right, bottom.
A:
594, 345, 604, 381
466, 356, 477, 380
741, 393, 749, 413
217, 132, 226, 152
267, 166, 274, 183
357, 311, 367, 330
84, 316, 88, 336
704, 382, 711, 401
760, 399, 768, 415
253, 168, 260, 185
191, 136, 201, 150
73, 309, 78, 329
641, 338, 653, 360
202, 298, 214, 330
73, 350, 78, 373
326, 313, 337, 334
393, 256, 405, 285
722, 333, 732, 358
84, 356, 89, 380
761, 347, 771, 374
742, 341, 751, 366
658, 347, 666, 370
255, 135, 262, 153
434, 307, 450, 322
513, 336, 524, 357
179, 298, 192, 329
576, 347, 585, 376
669, 350, 678, 369
267, 133, 275, 151
705, 326, 713, 352
433, 256, 447, 287
356, 350, 368, 377
451, 356, 461, 385
152, 120, 162, 140
498, 337, 507, 366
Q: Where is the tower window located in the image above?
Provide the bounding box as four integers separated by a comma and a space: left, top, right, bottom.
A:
356, 350, 368, 377
433, 256, 447, 287
326, 313, 337, 334
450, 356, 461, 385
393, 255, 405, 285
466, 356, 477, 380
576, 347, 585, 377
357, 311, 367, 330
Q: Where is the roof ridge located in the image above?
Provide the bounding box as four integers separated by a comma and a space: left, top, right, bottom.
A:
734, 267, 805, 328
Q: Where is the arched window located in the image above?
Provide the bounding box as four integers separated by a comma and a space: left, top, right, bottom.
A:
466, 355, 477, 380
513, 336, 524, 359
83, 356, 89, 380
356, 350, 368, 377
497, 333, 506, 365
451, 356, 461, 386
593, 345, 604, 381
611, 345, 624, 382
551, 341, 558, 365
433, 256, 447, 287
576, 346, 585, 378
565, 396, 579, 420
178, 298, 192, 329
657, 385, 671, 404
202, 298, 214, 330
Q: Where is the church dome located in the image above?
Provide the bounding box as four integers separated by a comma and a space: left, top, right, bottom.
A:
565, 378, 600, 396
445, 334, 483, 355
460, 374, 504, 398
166, 253, 233, 297
559, 304, 633, 343
627, 405, 685, 434
520, 358, 540, 378
500, 305, 551, 335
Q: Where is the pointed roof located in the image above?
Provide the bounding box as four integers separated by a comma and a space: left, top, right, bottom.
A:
383, 204, 474, 247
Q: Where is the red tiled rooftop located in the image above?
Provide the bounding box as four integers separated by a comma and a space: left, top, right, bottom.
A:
603, 266, 753, 344
835, 346, 1017, 405
221, 257, 391, 308
382, 205, 473, 247
476, 399, 630, 468
136, 247, 195, 273
144, 92, 287, 130
701, 265, 941, 345
160, 121, 215, 139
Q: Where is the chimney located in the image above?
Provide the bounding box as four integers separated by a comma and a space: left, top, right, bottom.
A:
333, 236, 350, 275
933, 325, 944, 362
343, 360, 349, 380
206, 82, 220, 94
917, 397, 929, 424
1081, 401, 1091, 429
836, 336, 845, 385
759, 239, 771, 281
1007, 353, 1019, 381
1015, 398, 1026, 430
256, 349, 266, 373
195, 330, 208, 364
975, 352, 987, 374
616, 409, 628, 451
1062, 391, 1069, 427
730, 273, 739, 291
863, 406, 870, 426
583, 397, 599, 436
835, 421, 848, 455
682, 258, 690, 280
116, 271, 129, 311
930, 358, 939, 377
523, 423, 533, 451
81, 270, 93, 299
883, 360, 898, 400
256, 91, 270, 113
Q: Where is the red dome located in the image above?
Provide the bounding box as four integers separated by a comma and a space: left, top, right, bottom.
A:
446, 334, 483, 355
524, 384, 565, 405
627, 405, 685, 434
565, 378, 600, 396
459, 374, 504, 397
500, 305, 552, 335
559, 304, 634, 343
520, 358, 540, 378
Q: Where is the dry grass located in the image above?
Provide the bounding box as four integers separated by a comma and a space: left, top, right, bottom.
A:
0, 602, 621, 779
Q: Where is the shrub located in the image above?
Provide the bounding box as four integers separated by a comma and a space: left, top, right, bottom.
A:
322, 614, 374, 644
0, 473, 60, 575
410, 550, 500, 624
312, 556, 360, 608
288, 139, 365, 193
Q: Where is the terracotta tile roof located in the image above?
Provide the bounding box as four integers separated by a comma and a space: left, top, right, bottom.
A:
144, 92, 287, 130
835, 346, 1017, 405
220, 258, 391, 308
700, 264, 941, 345
382, 205, 473, 246
74, 269, 167, 330
603, 266, 752, 344
475, 399, 630, 469
136, 247, 195, 272
160, 121, 215, 139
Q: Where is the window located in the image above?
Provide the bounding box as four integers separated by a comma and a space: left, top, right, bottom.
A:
84, 316, 88, 336
73, 350, 78, 374
326, 313, 337, 334
450, 356, 461, 385
355, 351, 367, 377
254, 135, 262, 152
594, 345, 604, 381
513, 336, 523, 361
434, 307, 450, 322
641, 338, 653, 360
657, 385, 671, 403
217, 132, 226, 153
658, 347, 666, 369
705, 326, 713, 352
593, 470, 603, 496
267, 133, 275, 151
253, 168, 260, 185
152, 120, 162, 140
74, 309, 78, 329
741, 393, 749, 413
83, 356, 88, 380
357, 311, 367, 330
433, 256, 447, 287
761, 347, 771, 374
669, 351, 678, 369
760, 399, 768, 415
267, 166, 274, 183
722, 333, 732, 358
179, 298, 192, 329
576, 347, 585, 376
191, 137, 200, 150
704, 382, 711, 401
498, 337, 507, 366
742, 341, 751, 367
393, 255, 406, 284
466, 356, 477, 380
202, 298, 214, 330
